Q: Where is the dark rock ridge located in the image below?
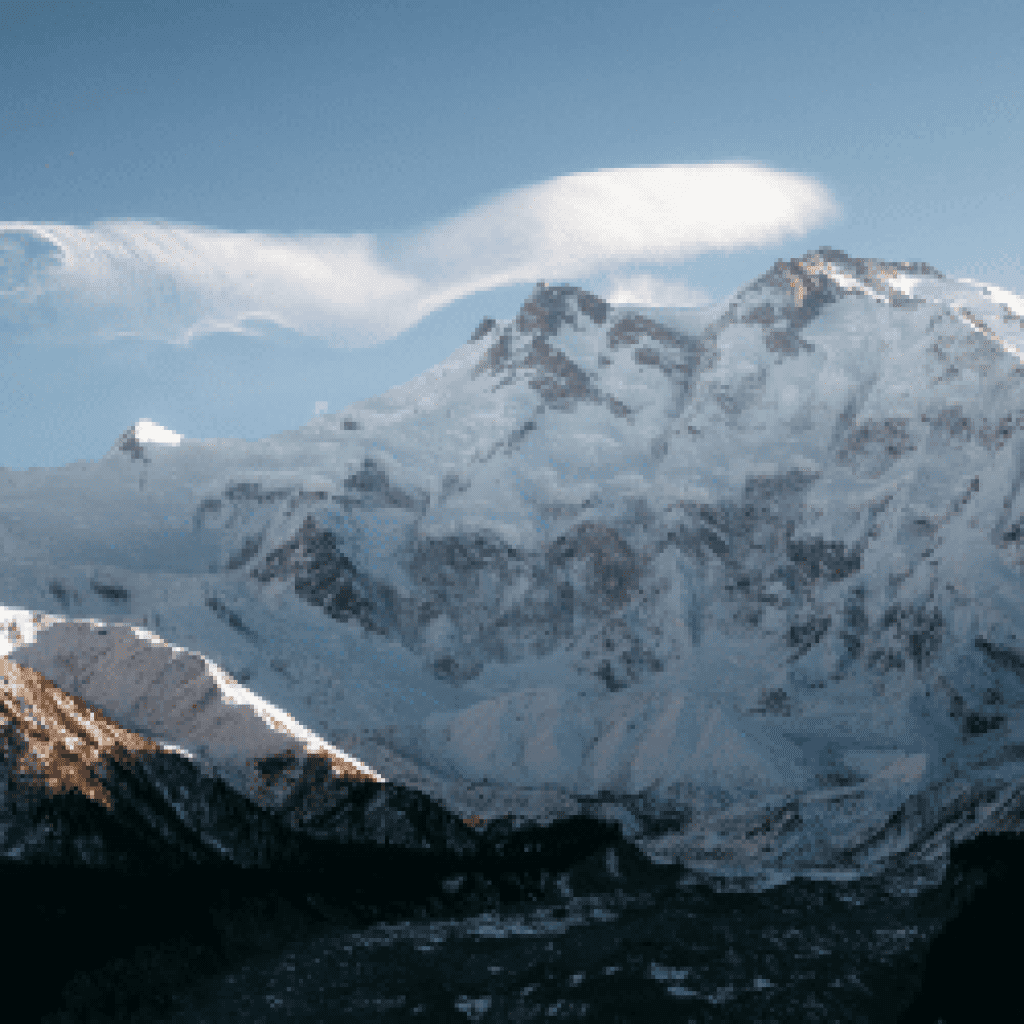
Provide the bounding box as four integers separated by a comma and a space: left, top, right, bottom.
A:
0, 658, 668, 1023
897, 830, 1024, 1024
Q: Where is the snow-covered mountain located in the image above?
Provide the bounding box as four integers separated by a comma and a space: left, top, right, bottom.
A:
107, 417, 184, 461
5, 245, 1024, 892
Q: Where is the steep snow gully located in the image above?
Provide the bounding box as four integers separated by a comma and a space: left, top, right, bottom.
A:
3, 247, 1024, 1021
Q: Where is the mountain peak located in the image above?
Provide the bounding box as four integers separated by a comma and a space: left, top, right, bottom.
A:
744, 246, 946, 313
517, 281, 611, 338
106, 418, 183, 461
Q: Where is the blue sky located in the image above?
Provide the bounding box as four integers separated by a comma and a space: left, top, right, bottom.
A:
1, 0, 1021, 471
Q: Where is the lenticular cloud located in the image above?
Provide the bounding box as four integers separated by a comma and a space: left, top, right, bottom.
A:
0, 162, 840, 350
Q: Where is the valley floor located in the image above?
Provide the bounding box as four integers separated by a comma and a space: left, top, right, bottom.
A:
149, 880, 942, 1024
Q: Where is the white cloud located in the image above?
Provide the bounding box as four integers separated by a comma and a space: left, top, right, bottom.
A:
602, 273, 712, 308
0, 162, 840, 350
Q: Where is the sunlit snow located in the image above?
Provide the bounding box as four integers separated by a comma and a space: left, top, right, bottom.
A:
133, 418, 183, 446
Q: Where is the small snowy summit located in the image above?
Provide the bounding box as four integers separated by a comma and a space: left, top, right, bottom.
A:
106, 418, 184, 462
4, 246, 1024, 892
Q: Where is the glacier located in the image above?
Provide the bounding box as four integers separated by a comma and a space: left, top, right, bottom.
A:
4, 245, 1024, 893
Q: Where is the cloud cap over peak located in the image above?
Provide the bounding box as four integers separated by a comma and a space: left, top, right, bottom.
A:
0, 162, 840, 350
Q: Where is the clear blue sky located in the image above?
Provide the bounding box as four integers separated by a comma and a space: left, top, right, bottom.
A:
1, 0, 1021, 470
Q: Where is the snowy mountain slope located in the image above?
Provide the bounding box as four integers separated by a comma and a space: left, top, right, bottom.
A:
0, 651, 344, 868
0, 608, 385, 806
0, 641, 521, 867
4, 246, 1024, 891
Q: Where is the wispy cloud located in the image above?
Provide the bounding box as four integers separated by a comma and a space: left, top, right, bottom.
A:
601, 273, 713, 308
0, 162, 840, 349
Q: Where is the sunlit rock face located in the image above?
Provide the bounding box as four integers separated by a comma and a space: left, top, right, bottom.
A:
0, 653, 482, 867
1, 655, 298, 869
4, 247, 1024, 891
0, 615, 386, 804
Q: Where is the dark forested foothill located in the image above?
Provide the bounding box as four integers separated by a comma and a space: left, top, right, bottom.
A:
1, 798, 661, 1024
6, 786, 1000, 1024
896, 830, 1024, 1024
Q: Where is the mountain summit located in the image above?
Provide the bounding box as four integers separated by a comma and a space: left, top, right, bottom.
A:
4, 246, 1024, 891
106, 417, 183, 462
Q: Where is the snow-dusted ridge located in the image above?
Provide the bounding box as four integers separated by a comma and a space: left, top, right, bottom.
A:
0, 605, 386, 803
106, 417, 184, 462
5, 246, 1024, 892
